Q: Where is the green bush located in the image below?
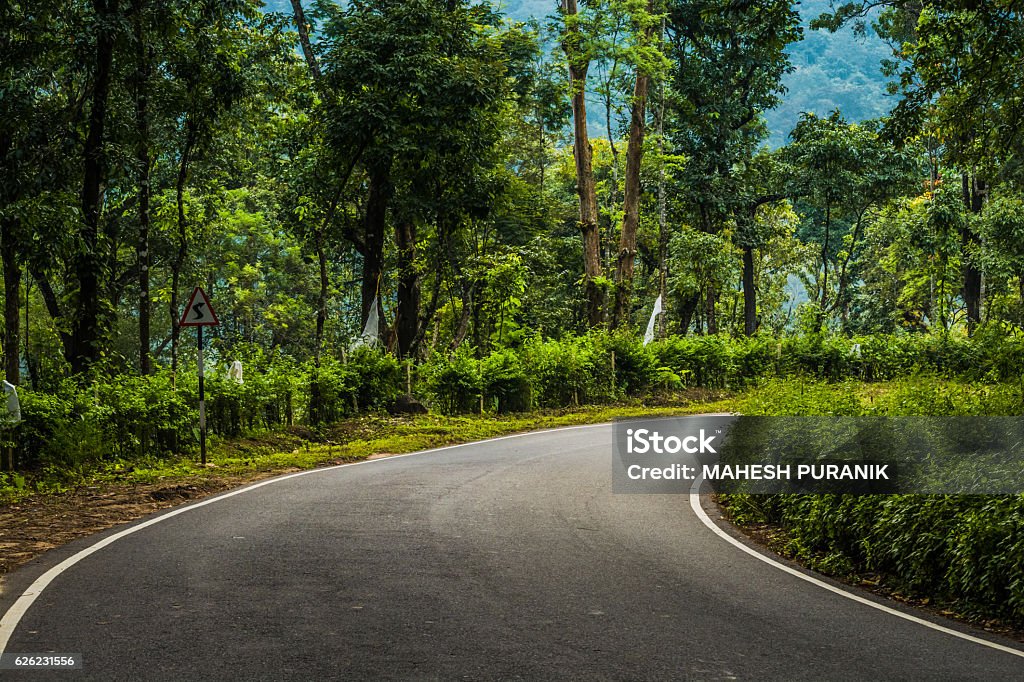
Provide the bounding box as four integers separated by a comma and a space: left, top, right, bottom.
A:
650, 335, 734, 388
15, 386, 86, 468
346, 347, 403, 411
422, 346, 482, 415
205, 348, 301, 433
96, 370, 191, 456
595, 332, 658, 399
306, 358, 354, 426
726, 491, 1024, 625
520, 335, 597, 407
11, 371, 191, 468
723, 377, 1024, 625
306, 349, 404, 423
481, 349, 532, 413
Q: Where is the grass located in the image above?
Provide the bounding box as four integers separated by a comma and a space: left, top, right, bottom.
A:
0, 396, 738, 505
7, 375, 1017, 505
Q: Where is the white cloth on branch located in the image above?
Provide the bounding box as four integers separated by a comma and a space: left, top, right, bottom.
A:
644, 295, 664, 346
2, 381, 20, 424
351, 296, 381, 350
228, 360, 244, 384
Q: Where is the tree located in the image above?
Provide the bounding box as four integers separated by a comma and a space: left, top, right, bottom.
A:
784, 112, 919, 330
130, 0, 155, 374
977, 191, 1024, 324
70, 0, 122, 375
664, 0, 800, 333
161, 0, 267, 380
1, 0, 91, 379
611, 0, 665, 328
815, 1, 1024, 332
560, 0, 605, 327
315, 0, 517, 357
730, 151, 790, 336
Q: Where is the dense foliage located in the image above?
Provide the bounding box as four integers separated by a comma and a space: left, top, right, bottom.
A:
5, 0, 1023, 385
10, 326, 1024, 468
724, 379, 1024, 626
4, 0, 1024, 631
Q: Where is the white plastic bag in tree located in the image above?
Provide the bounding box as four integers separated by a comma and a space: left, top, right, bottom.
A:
644, 295, 663, 346
351, 296, 381, 350
229, 360, 243, 384
2, 381, 21, 425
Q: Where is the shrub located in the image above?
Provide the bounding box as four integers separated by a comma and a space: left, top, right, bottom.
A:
95, 370, 191, 456
345, 347, 403, 411
422, 346, 481, 415
722, 376, 1024, 625
520, 335, 606, 406
595, 332, 658, 399
481, 349, 531, 413
726, 492, 1024, 625
306, 358, 355, 426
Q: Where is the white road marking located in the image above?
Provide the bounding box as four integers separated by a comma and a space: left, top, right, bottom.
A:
688, 476, 1024, 660
0, 422, 607, 654
4, 420, 1020, 663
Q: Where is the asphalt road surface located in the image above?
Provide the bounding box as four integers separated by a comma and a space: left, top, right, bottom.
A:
2, 420, 1022, 680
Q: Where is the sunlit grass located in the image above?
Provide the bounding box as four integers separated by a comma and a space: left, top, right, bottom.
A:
0, 398, 738, 504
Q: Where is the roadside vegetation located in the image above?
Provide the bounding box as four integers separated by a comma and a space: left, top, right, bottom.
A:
723, 378, 1024, 629
0, 397, 727, 506
6, 328, 1023, 487
4, 0, 1024, 639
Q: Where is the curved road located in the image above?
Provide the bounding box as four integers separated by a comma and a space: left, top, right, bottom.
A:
1, 421, 1022, 680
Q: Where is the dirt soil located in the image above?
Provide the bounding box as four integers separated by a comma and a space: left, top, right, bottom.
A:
0, 470, 299, 577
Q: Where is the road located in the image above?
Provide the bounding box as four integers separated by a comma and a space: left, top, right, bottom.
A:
1, 420, 1022, 680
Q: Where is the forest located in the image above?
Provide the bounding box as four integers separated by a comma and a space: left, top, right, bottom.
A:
4, 0, 1024, 626
5, 0, 1023, 392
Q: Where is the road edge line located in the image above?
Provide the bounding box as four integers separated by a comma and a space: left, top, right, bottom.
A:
0, 421, 608, 654
687, 477, 1024, 660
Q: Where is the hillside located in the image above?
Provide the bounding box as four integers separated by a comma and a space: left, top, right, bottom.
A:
263, 0, 893, 144
769, 0, 892, 145
493, 0, 893, 145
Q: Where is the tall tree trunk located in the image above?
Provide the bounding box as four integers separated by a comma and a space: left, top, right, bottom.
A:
833, 209, 865, 332
656, 41, 668, 339
561, 0, 603, 328
705, 287, 717, 335
314, 224, 327, 360
818, 202, 831, 329
742, 245, 756, 336
308, 221, 329, 425
612, 42, 653, 328
395, 218, 420, 358
71, 0, 119, 375
450, 282, 475, 351
289, 0, 322, 82
961, 173, 984, 333
362, 161, 393, 332
170, 123, 196, 383
133, 4, 152, 375
410, 275, 442, 357
678, 292, 699, 335
0, 133, 18, 384
29, 266, 72, 358
605, 91, 620, 271
1, 218, 20, 385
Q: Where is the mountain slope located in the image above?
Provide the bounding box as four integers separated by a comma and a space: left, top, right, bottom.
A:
265, 0, 893, 144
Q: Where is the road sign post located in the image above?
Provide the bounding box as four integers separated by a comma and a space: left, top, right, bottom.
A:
180, 287, 219, 466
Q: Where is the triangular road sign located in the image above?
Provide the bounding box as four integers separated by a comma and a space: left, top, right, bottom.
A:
179, 287, 220, 327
